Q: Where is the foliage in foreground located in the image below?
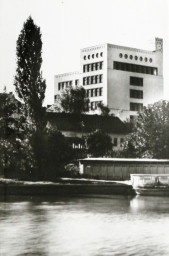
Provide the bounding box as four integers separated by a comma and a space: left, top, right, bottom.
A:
86, 130, 113, 157
122, 100, 169, 159
57, 86, 89, 114
0, 17, 75, 181
14, 16, 46, 132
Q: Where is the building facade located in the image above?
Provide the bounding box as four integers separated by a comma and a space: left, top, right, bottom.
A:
47, 112, 129, 151
54, 38, 163, 120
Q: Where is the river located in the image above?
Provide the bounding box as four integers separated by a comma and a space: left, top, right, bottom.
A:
0, 195, 169, 256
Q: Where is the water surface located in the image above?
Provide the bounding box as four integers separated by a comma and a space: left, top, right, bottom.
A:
0, 195, 169, 256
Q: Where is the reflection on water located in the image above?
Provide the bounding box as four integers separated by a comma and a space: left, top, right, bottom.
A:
0, 195, 169, 256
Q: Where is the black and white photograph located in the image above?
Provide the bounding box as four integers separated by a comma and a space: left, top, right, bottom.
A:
0, 0, 169, 255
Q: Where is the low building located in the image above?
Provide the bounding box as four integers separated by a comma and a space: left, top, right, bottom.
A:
47, 112, 129, 151
79, 158, 169, 180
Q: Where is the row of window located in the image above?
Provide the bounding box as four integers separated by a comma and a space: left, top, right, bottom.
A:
86, 88, 103, 98
83, 75, 103, 85
130, 89, 143, 99
119, 53, 153, 63
83, 61, 103, 73
130, 76, 143, 86
58, 80, 72, 90
130, 102, 143, 111
113, 137, 124, 147
58, 79, 79, 91
84, 52, 103, 60
114, 61, 158, 75
71, 138, 124, 148
89, 101, 102, 110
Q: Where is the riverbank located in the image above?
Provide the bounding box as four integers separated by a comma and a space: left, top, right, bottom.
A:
0, 178, 135, 197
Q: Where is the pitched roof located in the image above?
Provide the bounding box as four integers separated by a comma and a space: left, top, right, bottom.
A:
47, 112, 129, 134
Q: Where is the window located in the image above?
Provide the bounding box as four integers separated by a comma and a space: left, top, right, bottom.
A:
83, 77, 87, 85
88, 55, 90, 59
58, 83, 61, 90
135, 56, 138, 60
130, 103, 143, 111
97, 88, 100, 96
120, 138, 124, 146
84, 56, 86, 60
114, 61, 158, 75
92, 63, 96, 71
100, 52, 103, 57
114, 138, 117, 146
125, 54, 128, 59
140, 57, 143, 61
100, 74, 103, 83
75, 79, 79, 86
130, 89, 143, 99
87, 77, 91, 85
119, 53, 123, 58
96, 63, 100, 70
91, 102, 95, 110
96, 53, 99, 58
83, 65, 88, 73
92, 54, 95, 58
88, 64, 92, 72
100, 88, 103, 96
130, 76, 143, 86
130, 55, 133, 60
149, 58, 152, 63
145, 57, 148, 62
96, 75, 100, 83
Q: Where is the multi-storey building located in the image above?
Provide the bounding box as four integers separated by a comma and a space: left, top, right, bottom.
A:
54, 38, 163, 120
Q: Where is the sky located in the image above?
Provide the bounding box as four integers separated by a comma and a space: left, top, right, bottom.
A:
0, 0, 169, 105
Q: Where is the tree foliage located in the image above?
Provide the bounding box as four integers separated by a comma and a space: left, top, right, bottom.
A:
86, 130, 113, 157
0, 93, 33, 178
97, 102, 110, 116
14, 16, 46, 131
122, 100, 169, 159
58, 86, 89, 114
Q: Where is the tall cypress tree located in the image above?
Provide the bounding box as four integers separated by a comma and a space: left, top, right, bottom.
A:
14, 16, 46, 131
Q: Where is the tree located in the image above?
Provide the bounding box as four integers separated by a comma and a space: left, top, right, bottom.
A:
0, 92, 33, 178
46, 129, 74, 177
122, 100, 169, 159
14, 16, 46, 131
97, 102, 110, 116
13, 16, 47, 179
58, 86, 89, 114
86, 130, 113, 157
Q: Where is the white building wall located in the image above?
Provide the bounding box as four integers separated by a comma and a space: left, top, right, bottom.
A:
54, 38, 163, 120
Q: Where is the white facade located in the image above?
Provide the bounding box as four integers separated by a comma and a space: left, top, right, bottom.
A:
54, 38, 163, 120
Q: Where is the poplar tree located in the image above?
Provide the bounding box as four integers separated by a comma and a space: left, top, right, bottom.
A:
14, 16, 46, 131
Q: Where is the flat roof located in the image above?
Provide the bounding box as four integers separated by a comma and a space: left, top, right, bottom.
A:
79, 158, 169, 163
